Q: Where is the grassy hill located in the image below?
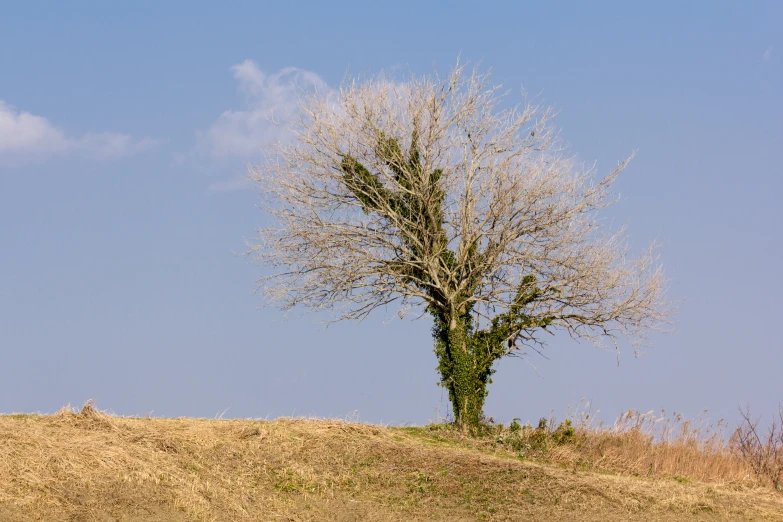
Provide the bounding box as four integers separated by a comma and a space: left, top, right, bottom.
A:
1, 403, 781, 521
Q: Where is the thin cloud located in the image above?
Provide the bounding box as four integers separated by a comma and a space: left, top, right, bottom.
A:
0, 100, 158, 163
201, 61, 328, 158
762, 46, 773, 62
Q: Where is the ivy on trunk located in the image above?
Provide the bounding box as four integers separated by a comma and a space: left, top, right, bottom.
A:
340, 133, 550, 427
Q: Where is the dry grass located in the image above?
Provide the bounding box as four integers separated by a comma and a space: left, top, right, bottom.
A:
529, 407, 753, 484
0, 402, 782, 521
408, 409, 758, 484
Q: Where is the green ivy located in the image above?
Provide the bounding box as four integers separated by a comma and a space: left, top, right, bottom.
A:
340, 133, 550, 427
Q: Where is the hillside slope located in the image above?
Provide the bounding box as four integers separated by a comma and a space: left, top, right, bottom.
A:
1, 406, 781, 521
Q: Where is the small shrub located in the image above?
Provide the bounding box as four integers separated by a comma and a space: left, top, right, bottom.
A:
731, 405, 783, 491
553, 419, 576, 445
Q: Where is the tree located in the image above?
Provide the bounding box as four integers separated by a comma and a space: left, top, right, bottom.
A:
249, 63, 673, 428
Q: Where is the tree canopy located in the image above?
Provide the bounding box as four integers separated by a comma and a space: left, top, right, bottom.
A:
249, 63, 673, 427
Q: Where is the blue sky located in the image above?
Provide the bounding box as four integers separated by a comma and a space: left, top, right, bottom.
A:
1, 2, 781, 427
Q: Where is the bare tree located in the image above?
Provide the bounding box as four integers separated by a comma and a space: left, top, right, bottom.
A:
249, 63, 673, 427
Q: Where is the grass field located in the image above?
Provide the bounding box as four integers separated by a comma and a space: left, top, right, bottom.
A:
1, 403, 781, 521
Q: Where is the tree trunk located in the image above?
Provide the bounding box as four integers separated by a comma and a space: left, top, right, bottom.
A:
432, 312, 494, 428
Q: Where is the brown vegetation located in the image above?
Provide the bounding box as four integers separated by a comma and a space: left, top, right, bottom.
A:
732, 405, 783, 492
487, 407, 754, 484
0, 402, 781, 521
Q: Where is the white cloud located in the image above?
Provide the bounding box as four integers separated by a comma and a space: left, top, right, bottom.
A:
203, 61, 328, 158
762, 46, 773, 62
0, 100, 158, 163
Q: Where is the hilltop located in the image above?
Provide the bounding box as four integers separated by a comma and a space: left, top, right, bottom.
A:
1, 404, 781, 521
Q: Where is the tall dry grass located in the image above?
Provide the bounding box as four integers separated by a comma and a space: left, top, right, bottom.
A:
455, 403, 779, 487
549, 408, 751, 484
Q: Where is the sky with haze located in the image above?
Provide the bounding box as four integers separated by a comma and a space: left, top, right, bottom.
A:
1, 1, 781, 428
